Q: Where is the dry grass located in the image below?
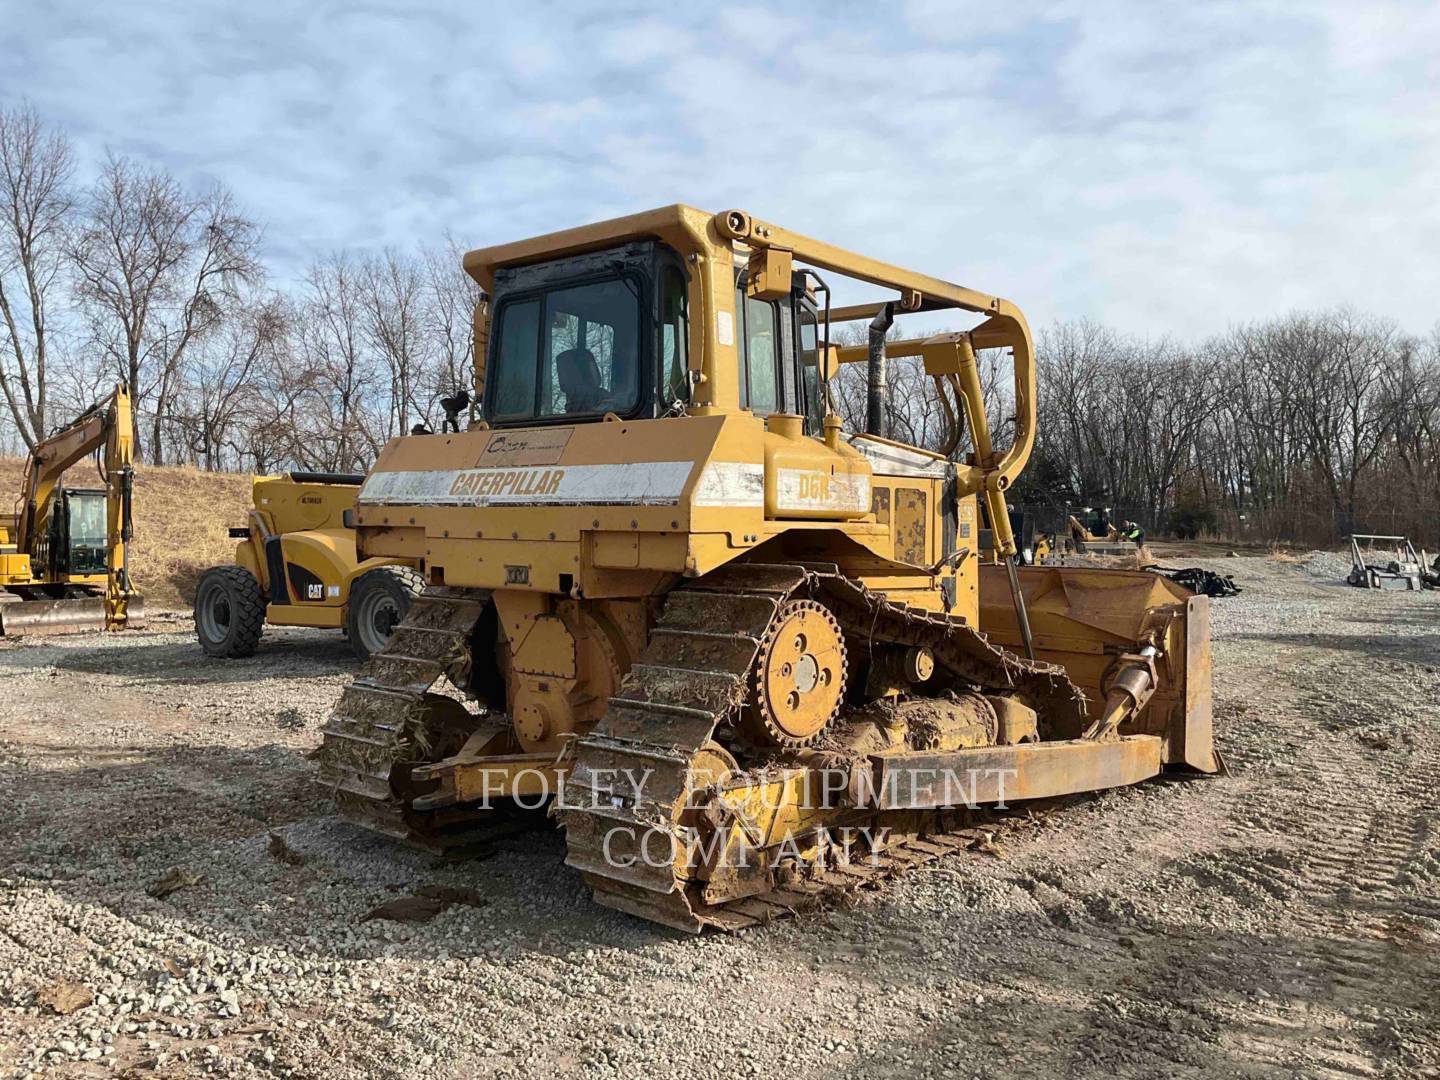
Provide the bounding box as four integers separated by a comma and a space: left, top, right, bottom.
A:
0, 456, 253, 610
1050, 545, 1152, 569
1267, 547, 1305, 562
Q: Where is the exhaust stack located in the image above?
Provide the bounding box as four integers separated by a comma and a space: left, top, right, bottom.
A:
866, 302, 895, 437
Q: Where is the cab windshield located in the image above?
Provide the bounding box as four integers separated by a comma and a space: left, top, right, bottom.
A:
489, 275, 641, 422
66, 492, 107, 574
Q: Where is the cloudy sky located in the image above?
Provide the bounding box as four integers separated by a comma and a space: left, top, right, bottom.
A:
4, 1, 1438, 338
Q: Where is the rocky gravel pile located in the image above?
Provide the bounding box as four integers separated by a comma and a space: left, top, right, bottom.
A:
1, 557, 1437, 1079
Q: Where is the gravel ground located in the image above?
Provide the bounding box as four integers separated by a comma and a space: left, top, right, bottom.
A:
1, 553, 1437, 1079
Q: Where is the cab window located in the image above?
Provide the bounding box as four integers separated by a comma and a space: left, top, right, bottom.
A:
65, 492, 107, 574
736, 285, 779, 415
798, 306, 823, 434
492, 300, 540, 418
660, 266, 688, 407
490, 275, 641, 421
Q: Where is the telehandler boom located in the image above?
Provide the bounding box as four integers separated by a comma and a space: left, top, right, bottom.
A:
316, 206, 1218, 931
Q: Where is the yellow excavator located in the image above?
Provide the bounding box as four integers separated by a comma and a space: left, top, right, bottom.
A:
315, 206, 1218, 932
0, 384, 143, 635
195, 472, 423, 659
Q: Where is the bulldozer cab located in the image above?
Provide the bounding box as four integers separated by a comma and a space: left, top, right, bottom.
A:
483, 243, 682, 425
480, 240, 828, 435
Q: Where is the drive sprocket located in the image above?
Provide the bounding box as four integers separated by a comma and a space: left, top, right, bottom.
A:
745, 598, 847, 747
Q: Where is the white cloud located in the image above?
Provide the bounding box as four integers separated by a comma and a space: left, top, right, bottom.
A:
3, 0, 1437, 339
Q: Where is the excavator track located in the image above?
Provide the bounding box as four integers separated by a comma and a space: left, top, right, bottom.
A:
562, 562, 1089, 932
317, 587, 535, 855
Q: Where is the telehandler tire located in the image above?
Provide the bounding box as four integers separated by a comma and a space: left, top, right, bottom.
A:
346, 565, 424, 661
194, 566, 266, 658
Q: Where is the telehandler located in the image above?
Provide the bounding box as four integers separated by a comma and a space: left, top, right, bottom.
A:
316, 206, 1217, 932
194, 472, 422, 659
0, 384, 143, 635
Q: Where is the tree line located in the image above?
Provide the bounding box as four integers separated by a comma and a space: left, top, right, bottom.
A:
5, 103, 1436, 545
1022, 313, 1440, 546
833, 314, 1440, 548
0, 103, 478, 474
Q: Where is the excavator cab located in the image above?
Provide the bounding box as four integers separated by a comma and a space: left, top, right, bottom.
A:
38, 488, 109, 580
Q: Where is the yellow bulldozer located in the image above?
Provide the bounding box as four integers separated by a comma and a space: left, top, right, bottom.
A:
194, 472, 423, 659
315, 206, 1218, 932
0, 384, 143, 635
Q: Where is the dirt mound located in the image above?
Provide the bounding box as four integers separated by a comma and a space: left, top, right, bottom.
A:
0, 457, 252, 610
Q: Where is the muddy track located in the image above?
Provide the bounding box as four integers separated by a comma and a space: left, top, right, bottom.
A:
315, 587, 540, 854
562, 561, 1089, 932
1217, 743, 1440, 1075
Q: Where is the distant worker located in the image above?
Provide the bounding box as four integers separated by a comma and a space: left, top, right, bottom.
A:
1122, 520, 1145, 546
556, 348, 603, 413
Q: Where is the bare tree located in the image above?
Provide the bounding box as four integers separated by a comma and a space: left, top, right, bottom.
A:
70, 154, 261, 464
423, 239, 482, 421
1033, 320, 1117, 501
295, 253, 385, 472
172, 288, 287, 470
0, 103, 74, 447
235, 305, 317, 475
360, 251, 426, 437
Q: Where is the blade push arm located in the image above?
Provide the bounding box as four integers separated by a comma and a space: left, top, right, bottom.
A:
830, 329, 1033, 558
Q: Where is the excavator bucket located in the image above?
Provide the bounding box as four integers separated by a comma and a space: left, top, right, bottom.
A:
978, 564, 1218, 774
0, 594, 146, 636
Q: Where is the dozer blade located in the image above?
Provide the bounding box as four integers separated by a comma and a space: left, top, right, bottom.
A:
0, 594, 147, 636
979, 564, 1219, 774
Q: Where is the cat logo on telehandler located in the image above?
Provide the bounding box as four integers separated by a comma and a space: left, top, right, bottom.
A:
315, 206, 1219, 932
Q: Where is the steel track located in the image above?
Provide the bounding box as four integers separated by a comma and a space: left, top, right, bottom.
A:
561, 562, 1090, 932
